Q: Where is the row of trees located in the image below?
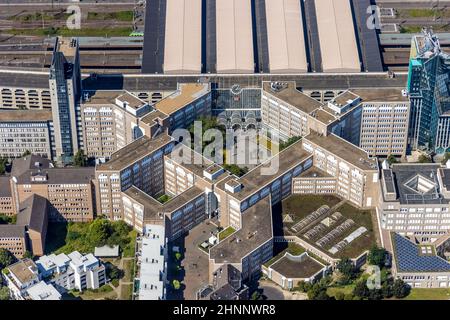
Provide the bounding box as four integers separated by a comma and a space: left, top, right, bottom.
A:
0, 248, 16, 301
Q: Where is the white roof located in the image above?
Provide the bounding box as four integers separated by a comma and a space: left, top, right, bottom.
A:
216, 0, 254, 73
163, 0, 202, 74
138, 224, 165, 300
94, 245, 120, 257
27, 281, 61, 300
68, 251, 99, 269
36, 253, 70, 271
265, 0, 308, 73
314, 0, 360, 72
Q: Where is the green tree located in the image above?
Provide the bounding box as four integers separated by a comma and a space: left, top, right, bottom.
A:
353, 279, 369, 299
106, 264, 124, 280
172, 280, 181, 290
367, 245, 387, 268
0, 157, 8, 175
0, 249, 15, 269
0, 286, 9, 300
279, 136, 302, 151
392, 279, 410, 299
418, 154, 432, 163
87, 219, 111, 247
442, 152, 450, 165
174, 252, 182, 261
22, 150, 31, 157
23, 251, 33, 259
336, 257, 356, 285
387, 155, 398, 165
251, 291, 261, 300
335, 291, 345, 300
381, 279, 393, 299
74, 149, 87, 167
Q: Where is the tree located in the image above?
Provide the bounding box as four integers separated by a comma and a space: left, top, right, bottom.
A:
172, 280, 181, 290
381, 279, 393, 299
106, 264, 124, 280
22, 150, 31, 157
353, 279, 369, 299
0, 157, 8, 175
174, 252, 182, 261
23, 251, 33, 259
367, 245, 387, 268
335, 291, 345, 300
87, 219, 111, 247
392, 279, 410, 299
74, 149, 87, 167
251, 291, 261, 300
387, 155, 398, 165
442, 152, 450, 165
0, 286, 9, 300
296, 281, 311, 293
336, 257, 356, 285
0, 248, 15, 270
418, 154, 431, 163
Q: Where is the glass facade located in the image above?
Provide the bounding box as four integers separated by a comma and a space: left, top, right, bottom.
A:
407, 31, 450, 154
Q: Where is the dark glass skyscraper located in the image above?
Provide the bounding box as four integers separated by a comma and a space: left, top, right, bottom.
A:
407, 30, 450, 154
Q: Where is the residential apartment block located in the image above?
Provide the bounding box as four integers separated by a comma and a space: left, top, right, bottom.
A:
36, 251, 106, 291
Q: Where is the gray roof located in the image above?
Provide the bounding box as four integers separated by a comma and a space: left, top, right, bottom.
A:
384, 164, 449, 205
0, 177, 11, 198
0, 225, 26, 239
11, 155, 52, 178
269, 253, 324, 279
16, 194, 48, 234
210, 196, 273, 264
392, 233, 450, 273
440, 168, 450, 190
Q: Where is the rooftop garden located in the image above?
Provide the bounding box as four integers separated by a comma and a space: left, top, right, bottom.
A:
218, 226, 236, 241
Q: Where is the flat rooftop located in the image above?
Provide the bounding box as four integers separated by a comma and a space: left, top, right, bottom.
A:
140, 109, 168, 125
0, 110, 52, 122
154, 83, 209, 115
217, 140, 312, 201
298, 166, 332, 178
116, 92, 147, 109
351, 88, 409, 103
7, 259, 38, 284
383, 164, 449, 205
304, 132, 378, 171
332, 91, 360, 106
97, 133, 172, 171
123, 185, 204, 222
83, 90, 123, 105
269, 253, 324, 279
14, 167, 95, 185
263, 82, 323, 114
210, 196, 273, 264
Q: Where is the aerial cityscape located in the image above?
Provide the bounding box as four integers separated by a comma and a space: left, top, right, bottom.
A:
0, 0, 450, 304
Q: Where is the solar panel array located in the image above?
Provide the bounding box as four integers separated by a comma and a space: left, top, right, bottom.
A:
393, 233, 450, 273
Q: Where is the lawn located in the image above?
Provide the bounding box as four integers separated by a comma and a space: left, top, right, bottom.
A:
69, 284, 117, 300
327, 284, 355, 298
120, 283, 133, 300
123, 259, 135, 283
404, 288, 450, 300
397, 9, 450, 19
122, 229, 137, 258
282, 194, 341, 224
218, 226, 236, 241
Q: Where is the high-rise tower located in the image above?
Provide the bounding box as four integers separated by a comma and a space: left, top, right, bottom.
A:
49, 37, 82, 164
407, 29, 450, 154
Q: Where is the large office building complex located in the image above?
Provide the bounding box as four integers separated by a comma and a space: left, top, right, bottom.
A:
407, 30, 450, 154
